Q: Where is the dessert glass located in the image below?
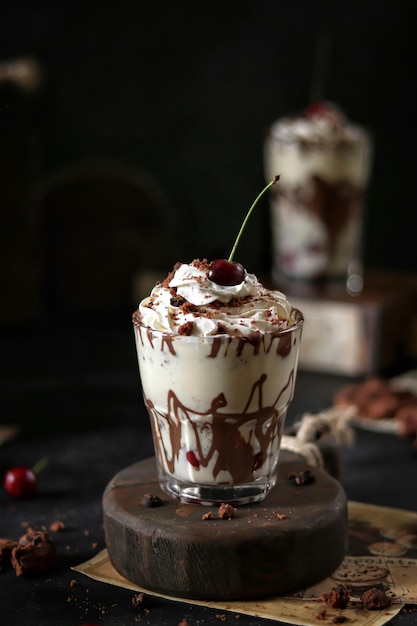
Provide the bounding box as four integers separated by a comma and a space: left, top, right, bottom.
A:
264, 115, 372, 284
133, 309, 303, 505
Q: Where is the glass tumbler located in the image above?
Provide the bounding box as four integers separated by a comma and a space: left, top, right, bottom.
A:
133, 309, 303, 505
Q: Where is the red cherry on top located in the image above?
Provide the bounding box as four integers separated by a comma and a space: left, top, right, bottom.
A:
305, 101, 332, 118
305, 101, 345, 123
208, 259, 245, 286
4, 466, 38, 499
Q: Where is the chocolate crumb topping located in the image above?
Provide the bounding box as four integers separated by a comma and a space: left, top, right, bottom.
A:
178, 321, 194, 336
181, 301, 199, 314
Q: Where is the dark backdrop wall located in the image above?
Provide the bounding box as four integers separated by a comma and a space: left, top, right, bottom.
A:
1, 0, 416, 323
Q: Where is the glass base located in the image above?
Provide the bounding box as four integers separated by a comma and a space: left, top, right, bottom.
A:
160, 476, 276, 506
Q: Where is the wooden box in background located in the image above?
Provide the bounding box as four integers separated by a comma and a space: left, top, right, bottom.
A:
279, 271, 417, 377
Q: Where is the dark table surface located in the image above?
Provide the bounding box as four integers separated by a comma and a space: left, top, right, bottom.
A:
1, 326, 417, 626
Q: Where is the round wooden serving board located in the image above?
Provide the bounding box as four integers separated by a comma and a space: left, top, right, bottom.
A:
103, 453, 347, 601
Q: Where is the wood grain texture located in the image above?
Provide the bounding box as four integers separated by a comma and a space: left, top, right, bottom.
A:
103, 453, 347, 600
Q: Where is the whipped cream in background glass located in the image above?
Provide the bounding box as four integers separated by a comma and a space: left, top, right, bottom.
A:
264, 103, 372, 283
133, 259, 303, 505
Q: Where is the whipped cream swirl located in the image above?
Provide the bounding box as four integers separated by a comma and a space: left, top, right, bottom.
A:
271, 107, 366, 145
138, 261, 295, 337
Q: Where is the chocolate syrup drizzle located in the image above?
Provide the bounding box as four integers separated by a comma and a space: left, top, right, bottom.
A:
273, 175, 362, 245
145, 370, 295, 485
133, 310, 297, 360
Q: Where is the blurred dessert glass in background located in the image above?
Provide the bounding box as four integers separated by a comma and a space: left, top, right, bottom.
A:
264, 103, 372, 286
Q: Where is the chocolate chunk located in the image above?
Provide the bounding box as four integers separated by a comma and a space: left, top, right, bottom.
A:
322, 585, 351, 609
11, 528, 56, 576
361, 587, 391, 610
132, 592, 148, 608
141, 493, 162, 508
288, 469, 315, 485
218, 503, 236, 519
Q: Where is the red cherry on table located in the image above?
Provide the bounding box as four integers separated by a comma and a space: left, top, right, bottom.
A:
208, 259, 245, 286
4, 466, 38, 499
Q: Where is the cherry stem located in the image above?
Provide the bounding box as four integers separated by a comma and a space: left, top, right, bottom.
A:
227, 175, 280, 262
31, 457, 49, 475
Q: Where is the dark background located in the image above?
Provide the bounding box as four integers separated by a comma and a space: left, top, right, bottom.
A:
1, 0, 417, 326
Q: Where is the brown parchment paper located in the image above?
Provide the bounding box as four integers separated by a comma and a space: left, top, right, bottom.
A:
73, 501, 417, 625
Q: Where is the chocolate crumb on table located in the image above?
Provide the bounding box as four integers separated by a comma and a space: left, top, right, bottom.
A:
321, 585, 351, 609
361, 587, 392, 610
49, 520, 65, 532
218, 503, 236, 519
132, 592, 147, 608
11, 527, 56, 576
140, 493, 162, 507
288, 469, 315, 485
201, 511, 212, 521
